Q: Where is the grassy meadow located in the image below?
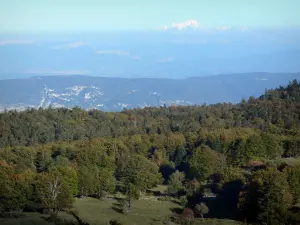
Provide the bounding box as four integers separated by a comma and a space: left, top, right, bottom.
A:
0, 195, 244, 225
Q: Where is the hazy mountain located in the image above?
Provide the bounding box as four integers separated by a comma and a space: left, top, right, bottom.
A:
0, 72, 299, 112
1, 30, 300, 80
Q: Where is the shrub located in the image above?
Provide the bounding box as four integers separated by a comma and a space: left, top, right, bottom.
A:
171, 208, 195, 225
194, 202, 209, 219
120, 199, 130, 214
179, 196, 188, 207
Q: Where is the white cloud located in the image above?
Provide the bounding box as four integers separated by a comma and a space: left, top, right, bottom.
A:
26, 70, 90, 76
0, 40, 35, 46
163, 20, 199, 30
162, 22, 249, 32
158, 57, 174, 63
51, 41, 87, 50
95, 50, 140, 60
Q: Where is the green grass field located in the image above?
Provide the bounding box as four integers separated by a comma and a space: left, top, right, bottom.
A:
282, 157, 300, 166
0, 212, 74, 225
0, 196, 244, 225
0, 213, 48, 225
73, 197, 176, 225
73, 197, 243, 225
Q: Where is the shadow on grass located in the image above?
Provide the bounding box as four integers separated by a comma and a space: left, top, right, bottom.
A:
170, 207, 183, 214
40, 215, 50, 222
112, 202, 121, 207
150, 217, 161, 222
40, 213, 78, 225
170, 199, 180, 205
111, 206, 123, 214
112, 196, 124, 201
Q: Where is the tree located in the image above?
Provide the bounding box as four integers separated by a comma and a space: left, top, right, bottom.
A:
119, 155, 161, 191
261, 133, 283, 159
0, 164, 16, 211
257, 180, 292, 225
126, 183, 140, 200
256, 169, 292, 225
227, 139, 248, 166
284, 165, 300, 204
35, 168, 76, 213
189, 145, 226, 181
171, 146, 187, 168
93, 168, 116, 199
35, 150, 52, 173
0, 163, 35, 213
49, 155, 71, 168
179, 195, 188, 207
77, 165, 95, 198
49, 166, 78, 197
8, 171, 35, 212
35, 172, 64, 210
184, 179, 200, 197
214, 166, 245, 187
159, 162, 176, 183
244, 134, 266, 160
195, 202, 209, 219
239, 168, 293, 224
167, 170, 185, 196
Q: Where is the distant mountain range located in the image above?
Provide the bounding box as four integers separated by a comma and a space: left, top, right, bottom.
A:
0, 72, 299, 112
1, 30, 300, 80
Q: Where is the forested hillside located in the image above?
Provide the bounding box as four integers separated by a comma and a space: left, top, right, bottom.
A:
0, 79, 299, 148
0, 80, 300, 225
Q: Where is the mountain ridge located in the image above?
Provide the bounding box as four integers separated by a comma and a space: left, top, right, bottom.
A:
1, 72, 300, 112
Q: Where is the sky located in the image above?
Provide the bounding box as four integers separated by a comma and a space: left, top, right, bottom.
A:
0, 0, 300, 32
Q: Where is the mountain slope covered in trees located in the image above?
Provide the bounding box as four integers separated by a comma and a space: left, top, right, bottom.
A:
0, 80, 299, 148
0, 80, 300, 225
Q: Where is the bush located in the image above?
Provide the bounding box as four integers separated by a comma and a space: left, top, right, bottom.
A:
98, 191, 108, 200
194, 202, 209, 219
120, 199, 130, 214
179, 196, 188, 207
171, 208, 195, 225
127, 183, 140, 200
0, 208, 24, 218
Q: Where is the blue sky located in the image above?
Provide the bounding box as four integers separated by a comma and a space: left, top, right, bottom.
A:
0, 0, 300, 32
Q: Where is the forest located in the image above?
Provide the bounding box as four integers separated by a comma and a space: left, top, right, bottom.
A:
0, 79, 300, 225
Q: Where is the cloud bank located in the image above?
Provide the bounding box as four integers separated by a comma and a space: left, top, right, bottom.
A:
51, 41, 87, 49
0, 40, 35, 46
164, 20, 199, 30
